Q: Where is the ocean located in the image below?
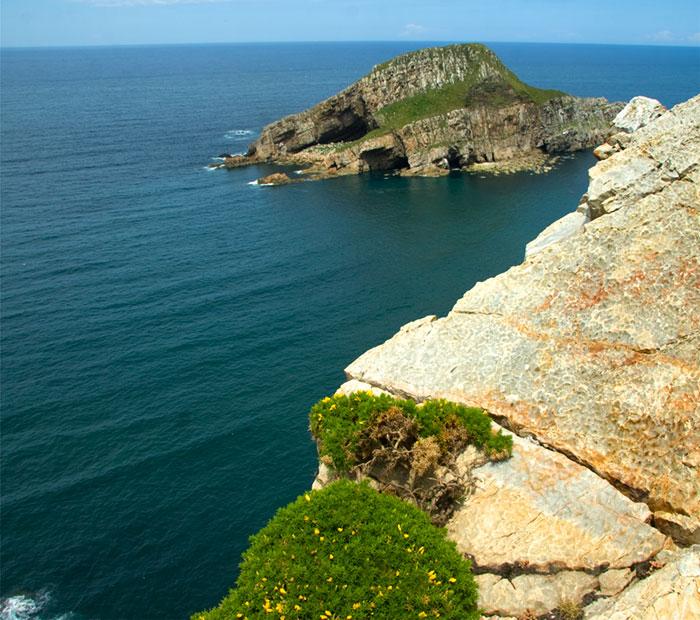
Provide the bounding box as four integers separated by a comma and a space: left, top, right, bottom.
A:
1, 42, 698, 620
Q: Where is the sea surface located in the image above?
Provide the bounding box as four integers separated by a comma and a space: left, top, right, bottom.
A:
1, 42, 698, 620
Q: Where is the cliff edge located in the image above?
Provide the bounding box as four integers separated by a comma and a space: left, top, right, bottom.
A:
216, 44, 623, 180
322, 94, 700, 618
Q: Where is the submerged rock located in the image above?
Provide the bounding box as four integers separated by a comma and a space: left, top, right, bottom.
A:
256, 172, 294, 186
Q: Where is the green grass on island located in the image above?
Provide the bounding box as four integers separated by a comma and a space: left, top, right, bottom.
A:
336, 43, 566, 150
193, 480, 480, 620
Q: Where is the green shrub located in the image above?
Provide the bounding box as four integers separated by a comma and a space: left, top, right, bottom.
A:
193, 480, 480, 620
309, 392, 511, 473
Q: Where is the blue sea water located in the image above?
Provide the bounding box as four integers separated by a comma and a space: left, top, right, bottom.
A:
1, 42, 698, 620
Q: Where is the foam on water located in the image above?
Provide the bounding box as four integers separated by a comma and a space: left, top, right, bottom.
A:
224, 129, 254, 141
0, 592, 77, 620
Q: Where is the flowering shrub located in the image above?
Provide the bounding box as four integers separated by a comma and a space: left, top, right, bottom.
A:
193, 480, 479, 620
309, 392, 512, 473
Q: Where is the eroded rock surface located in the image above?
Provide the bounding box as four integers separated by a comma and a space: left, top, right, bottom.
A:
583, 546, 700, 619
612, 96, 667, 134
346, 95, 700, 531
477, 571, 599, 617
448, 432, 665, 572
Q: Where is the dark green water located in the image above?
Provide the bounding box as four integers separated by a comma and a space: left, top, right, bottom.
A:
1, 42, 698, 619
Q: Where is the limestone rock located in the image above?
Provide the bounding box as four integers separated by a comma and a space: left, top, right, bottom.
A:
654, 511, 700, 545
584, 546, 700, 619
524, 211, 588, 257
256, 172, 294, 186
312, 462, 338, 491
585, 95, 699, 218
476, 571, 598, 617
612, 96, 666, 134
333, 379, 391, 397
345, 95, 700, 530
593, 142, 616, 160
598, 568, 635, 597
447, 433, 666, 572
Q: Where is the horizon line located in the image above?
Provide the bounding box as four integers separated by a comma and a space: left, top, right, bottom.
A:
2, 38, 700, 51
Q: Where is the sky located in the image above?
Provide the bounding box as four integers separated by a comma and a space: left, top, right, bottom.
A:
1, 0, 699, 48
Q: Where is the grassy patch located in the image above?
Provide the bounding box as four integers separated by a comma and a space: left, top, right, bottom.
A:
193, 480, 480, 620
309, 392, 512, 473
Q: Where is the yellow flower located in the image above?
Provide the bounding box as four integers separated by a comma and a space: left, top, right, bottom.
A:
337, 527, 343, 532
314, 528, 320, 535
418, 613, 428, 618
448, 577, 456, 583
352, 603, 361, 609
294, 605, 302, 611
275, 603, 284, 613
279, 587, 287, 595
329, 554, 334, 560
304, 494, 311, 502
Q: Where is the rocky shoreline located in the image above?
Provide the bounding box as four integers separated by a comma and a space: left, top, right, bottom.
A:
211, 44, 623, 184
313, 94, 700, 618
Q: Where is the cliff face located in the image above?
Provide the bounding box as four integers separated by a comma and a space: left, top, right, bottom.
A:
225, 44, 622, 179
322, 94, 700, 618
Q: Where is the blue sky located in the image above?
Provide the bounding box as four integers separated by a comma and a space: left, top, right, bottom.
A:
2, 0, 699, 48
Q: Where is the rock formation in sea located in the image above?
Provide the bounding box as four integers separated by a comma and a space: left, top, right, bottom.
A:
315, 94, 700, 618
214, 44, 623, 179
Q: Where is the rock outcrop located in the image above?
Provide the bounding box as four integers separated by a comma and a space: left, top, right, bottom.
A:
346, 95, 700, 532
216, 44, 622, 179
319, 95, 700, 617
584, 546, 700, 619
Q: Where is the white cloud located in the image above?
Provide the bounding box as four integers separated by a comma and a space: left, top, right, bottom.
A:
647, 29, 676, 42
74, 0, 231, 7
401, 23, 426, 38
688, 32, 700, 43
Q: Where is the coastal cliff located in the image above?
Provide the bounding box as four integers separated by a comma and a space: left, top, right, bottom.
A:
216, 44, 623, 180
317, 94, 700, 618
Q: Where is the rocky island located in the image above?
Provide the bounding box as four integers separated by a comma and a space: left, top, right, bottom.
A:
212, 43, 624, 182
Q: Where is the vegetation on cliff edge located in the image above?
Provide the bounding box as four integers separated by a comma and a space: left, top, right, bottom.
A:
192, 480, 480, 620
309, 391, 512, 473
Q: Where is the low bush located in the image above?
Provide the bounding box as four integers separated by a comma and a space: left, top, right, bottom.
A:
309, 392, 511, 474
193, 480, 480, 620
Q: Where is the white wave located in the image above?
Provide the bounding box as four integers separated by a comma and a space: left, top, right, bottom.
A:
224, 129, 254, 141
203, 165, 221, 171
0, 592, 79, 620
247, 180, 259, 186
